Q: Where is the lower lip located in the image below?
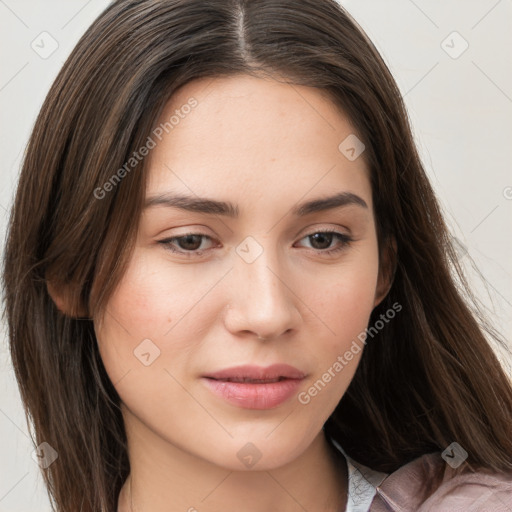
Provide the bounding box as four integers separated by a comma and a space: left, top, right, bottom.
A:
202, 377, 304, 410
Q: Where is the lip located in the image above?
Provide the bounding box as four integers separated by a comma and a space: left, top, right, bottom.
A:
202, 364, 306, 410
204, 364, 306, 381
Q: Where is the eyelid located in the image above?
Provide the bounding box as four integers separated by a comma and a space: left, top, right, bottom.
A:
299, 222, 352, 237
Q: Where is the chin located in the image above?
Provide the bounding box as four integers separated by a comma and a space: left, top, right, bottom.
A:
201, 430, 316, 471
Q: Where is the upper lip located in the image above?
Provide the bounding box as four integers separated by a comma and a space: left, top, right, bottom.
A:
203, 364, 306, 382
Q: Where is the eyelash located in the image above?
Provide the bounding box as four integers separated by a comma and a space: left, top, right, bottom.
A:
158, 229, 353, 258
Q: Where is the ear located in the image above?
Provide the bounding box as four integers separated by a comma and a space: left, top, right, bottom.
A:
46, 278, 90, 318
373, 236, 397, 308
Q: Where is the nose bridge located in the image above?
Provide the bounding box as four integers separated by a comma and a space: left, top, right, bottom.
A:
227, 235, 300, 337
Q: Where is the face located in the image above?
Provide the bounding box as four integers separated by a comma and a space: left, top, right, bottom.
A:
94, 74, 387, 471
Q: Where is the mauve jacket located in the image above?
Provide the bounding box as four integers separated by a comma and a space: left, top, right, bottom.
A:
368, 452, 512, 511
330, 437, 512, 511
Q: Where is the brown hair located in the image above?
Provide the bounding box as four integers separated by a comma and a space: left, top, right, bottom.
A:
2, 0, 512, 510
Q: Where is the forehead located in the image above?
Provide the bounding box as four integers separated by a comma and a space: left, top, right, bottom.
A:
145, 75, 372, 213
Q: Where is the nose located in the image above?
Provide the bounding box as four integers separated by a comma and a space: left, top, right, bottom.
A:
222, 242, 302, 341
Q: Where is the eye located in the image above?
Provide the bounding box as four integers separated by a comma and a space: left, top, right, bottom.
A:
158, 233, 216, 257
295, 230, 353, 255
158, 229, 353, 258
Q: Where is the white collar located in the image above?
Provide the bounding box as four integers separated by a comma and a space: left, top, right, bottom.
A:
329, 437, 389, 512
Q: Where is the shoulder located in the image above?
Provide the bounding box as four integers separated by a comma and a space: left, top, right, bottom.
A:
369, 452, 512, 512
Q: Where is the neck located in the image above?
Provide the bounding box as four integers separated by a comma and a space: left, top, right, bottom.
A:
117, 412, 347, 512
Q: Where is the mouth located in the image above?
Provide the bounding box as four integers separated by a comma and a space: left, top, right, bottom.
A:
201, 364, 306, 410
209, 376, 289, 383
203, 363, 306, 381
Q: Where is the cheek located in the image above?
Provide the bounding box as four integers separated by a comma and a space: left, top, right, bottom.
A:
109, 251, 177, 330
293, 302, 369, 442
309, 248, 380, 342
93, 249, 206, 384
296, 246, 379, 396
324, 278, 377, 331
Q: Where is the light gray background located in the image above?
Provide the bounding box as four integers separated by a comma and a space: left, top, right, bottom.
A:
1, 1, 511, 510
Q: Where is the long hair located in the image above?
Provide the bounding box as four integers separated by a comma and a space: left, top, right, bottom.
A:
2, 0, 512, 510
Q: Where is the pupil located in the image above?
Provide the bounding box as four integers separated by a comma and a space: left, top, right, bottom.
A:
310, 232, 332, 249
179, 235, 202, 250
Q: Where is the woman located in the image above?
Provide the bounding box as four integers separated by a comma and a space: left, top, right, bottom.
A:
2, 0, 512, 511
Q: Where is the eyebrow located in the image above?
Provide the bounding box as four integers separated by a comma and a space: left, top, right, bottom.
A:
143, 191, 368, 217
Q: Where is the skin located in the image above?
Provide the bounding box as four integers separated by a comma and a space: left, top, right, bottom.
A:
84, 74, 391, 511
